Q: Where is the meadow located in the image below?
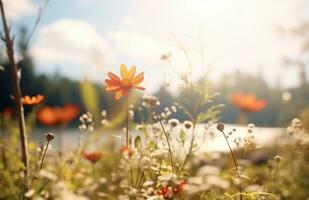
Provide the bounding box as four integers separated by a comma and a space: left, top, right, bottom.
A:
1, 0, 309, 200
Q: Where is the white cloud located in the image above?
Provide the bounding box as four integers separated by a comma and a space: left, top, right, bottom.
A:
2, 0, 36, 20
107, 29, 170, 62
31, 19, 114, 74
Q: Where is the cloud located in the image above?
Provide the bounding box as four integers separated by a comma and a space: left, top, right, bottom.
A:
107, 29, 170, 62
31, 19, 113, 72
2, 0, 36, 20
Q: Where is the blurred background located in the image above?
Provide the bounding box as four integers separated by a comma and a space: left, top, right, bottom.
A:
1, 0, 309, 128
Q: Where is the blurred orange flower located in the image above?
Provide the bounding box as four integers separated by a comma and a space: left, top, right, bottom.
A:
83, 151, 102, 164
105, 64, 145, 100
37, 104, 80, 126
22, 94, 44, 105
60, 104, 80, 122
230, 92, 267, 113
120, 145, 134, 157
37, 106, 59, 126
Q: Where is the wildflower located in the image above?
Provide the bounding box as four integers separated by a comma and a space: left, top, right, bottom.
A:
274, 155, 282, 164
120, 145, 133, 157
157, 187, 172, 199
21, 94, 44, 105
152, 123, 161, 132
105, 64, 145, 100
83, 151, 102, 164
172, 180, 186, 195
168, 119, 179, 128
101, 119, 109, 127
142, 95, 160, 108
79, 112, 94, 132
101, 110, 107, 118
60, 104, 80, 123
129, 110, 134, 120
229, 92, 267, 112
171, 106, 177, 112
184, 120, 193, 129
38, 104, 80, 126
37, 106, 60, 126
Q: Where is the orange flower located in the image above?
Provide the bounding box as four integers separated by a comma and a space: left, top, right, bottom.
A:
37, 106, 60, 126
83, 151, 102, 164
22, 94, 44, 105
105, 64, 145, 100
37, 104, 80, 126
120, 145, 134, 157
230, 92, 267, 113
59, 104, 80, 123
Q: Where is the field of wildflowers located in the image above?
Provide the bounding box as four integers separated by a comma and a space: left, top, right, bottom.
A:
1, 1, 309, 200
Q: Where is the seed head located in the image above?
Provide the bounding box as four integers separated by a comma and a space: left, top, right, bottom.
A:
184, 120, 193, 129
45, 132, 55, 142
217, 123, 225, 132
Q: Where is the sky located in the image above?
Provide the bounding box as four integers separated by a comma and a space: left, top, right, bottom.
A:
2, 0, 309, 93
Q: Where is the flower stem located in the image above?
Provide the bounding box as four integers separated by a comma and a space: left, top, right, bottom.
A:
155, 112, 175, 173
179, 123, 196, 172
125, 95, 134, 185
39, 141, 49, 170
219, 129, 242, 200
126, 96, 129, 146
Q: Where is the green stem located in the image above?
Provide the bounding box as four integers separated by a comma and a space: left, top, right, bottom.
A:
126, 96, 129, 146
219, 129, 242, 200
155, 112, 175, 173
39, 141, 49, 170
180, 123, 196, 172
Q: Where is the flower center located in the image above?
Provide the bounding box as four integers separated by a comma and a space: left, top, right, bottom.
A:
120, 79, 132, 89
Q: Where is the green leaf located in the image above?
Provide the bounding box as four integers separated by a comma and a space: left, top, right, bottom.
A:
134, 136, 141, 148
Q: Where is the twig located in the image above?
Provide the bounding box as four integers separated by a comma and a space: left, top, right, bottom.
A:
0, 0, 29, 178
24, 0, 50, 48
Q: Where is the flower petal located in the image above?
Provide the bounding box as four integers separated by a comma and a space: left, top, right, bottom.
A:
128, 66, 136, 80
115, 90, 123, 100
106, 85, 121, 92
133, 86, 145, 90
132, 72, 144, 85
105, 79, 119, 86
108, 72, 120, 81
120, 64, 128, 79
